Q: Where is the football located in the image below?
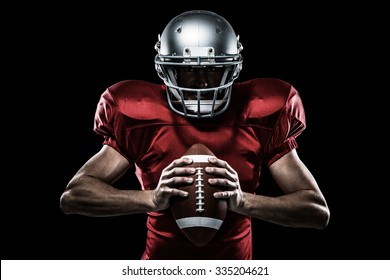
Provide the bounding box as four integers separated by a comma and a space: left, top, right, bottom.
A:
170, 143, 227, 246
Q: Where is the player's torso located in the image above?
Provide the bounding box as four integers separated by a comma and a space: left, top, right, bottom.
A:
106, 78, 292, 259
108, 79, 289, 193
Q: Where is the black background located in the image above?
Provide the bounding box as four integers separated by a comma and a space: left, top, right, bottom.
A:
4, 1, 388, 260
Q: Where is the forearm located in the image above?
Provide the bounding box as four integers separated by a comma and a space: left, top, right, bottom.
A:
235, 190, 329, 229
60, 176, 156, 217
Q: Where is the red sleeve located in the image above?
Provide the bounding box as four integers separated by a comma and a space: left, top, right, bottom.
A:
93, 89, 132, 165
94, 89, 116, 141
265, 87, 306, 166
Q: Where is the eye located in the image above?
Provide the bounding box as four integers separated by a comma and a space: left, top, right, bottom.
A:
206, 67, 223, 73
182, 67, 194, 72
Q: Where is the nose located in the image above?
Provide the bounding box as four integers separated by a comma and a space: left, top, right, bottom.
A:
192, 69, 208, 88
194, 79, 208, 88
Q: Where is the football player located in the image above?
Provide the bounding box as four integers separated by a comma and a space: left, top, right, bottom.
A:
60, 10, 330, 260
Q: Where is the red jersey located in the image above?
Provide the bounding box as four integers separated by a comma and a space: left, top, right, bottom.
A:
93, 77, 306, 259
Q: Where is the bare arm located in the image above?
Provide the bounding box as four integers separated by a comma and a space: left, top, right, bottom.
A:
212, 149, 330, 229
60, 145, 190, 217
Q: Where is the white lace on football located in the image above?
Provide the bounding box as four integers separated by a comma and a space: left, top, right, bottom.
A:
195, 167, 205, 212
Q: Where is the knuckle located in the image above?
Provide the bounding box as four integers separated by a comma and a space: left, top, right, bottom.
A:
173, 158, 183, 166
171, 168, 180, 175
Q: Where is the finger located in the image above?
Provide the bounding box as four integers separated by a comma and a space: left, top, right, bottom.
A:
208, 157, 237, 175
208, 178, 237, 189
208, 157, 230, 169
213, 190, 236, 199
205, 166, 236, 182
167, 166, 196, 177
174, 157, 194, 167
161, 186, 189, 197
164, 176, 194, 187
165, 157, 194, 171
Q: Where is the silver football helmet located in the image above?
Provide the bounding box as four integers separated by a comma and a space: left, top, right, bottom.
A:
155, 10, 243, 118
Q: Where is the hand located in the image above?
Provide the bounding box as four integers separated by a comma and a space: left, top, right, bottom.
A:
152, 157, 195, 211
207, 157, 243, 211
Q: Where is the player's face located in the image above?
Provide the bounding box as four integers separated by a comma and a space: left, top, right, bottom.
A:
175, 66, 225, 99
176, 66, 224, 88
